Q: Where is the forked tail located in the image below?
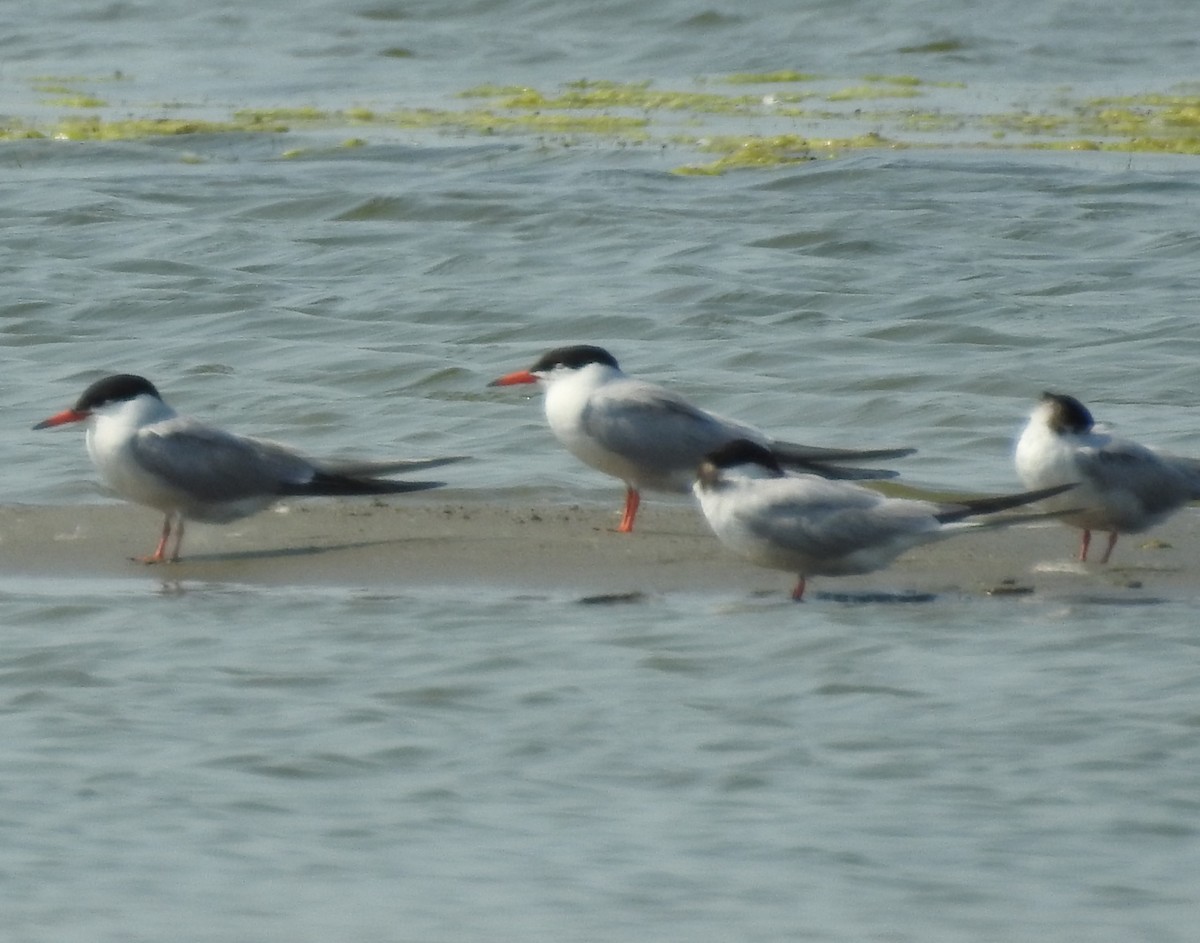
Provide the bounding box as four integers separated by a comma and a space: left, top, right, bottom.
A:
771, 441, 914, 481
934, 482, 1077, 524
770, 440, 916, 463
319, 455, 469, 477
282, 473, 446, 497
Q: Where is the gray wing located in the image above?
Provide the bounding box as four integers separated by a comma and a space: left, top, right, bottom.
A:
581, 381, 907, 482
742, 479, 934, 561
1080, 439, 1200, 512
581, 381, 756, 469
130, 420, 317, 501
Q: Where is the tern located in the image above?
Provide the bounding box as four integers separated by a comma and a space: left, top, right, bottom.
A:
1014, 391, 1200, 563
695, 439, 1075, 601
34, 373, 463, 563
489, 345, 914, 532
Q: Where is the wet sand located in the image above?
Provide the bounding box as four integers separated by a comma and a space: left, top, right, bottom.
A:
2, 492, 1196, 603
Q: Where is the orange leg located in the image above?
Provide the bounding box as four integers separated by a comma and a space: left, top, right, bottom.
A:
134, 514, 184, 564
1078, 529, 1092, 562
134, 515, 173, 564
616, 487, 641, 533
791, 576, 807, 602
1098, 531, 1118, 565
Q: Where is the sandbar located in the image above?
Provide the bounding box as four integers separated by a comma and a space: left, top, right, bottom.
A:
1, 493, 1195, 602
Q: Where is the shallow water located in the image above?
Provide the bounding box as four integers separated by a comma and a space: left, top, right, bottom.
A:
3, 1, 1200, 940
4, 579, 1199, 942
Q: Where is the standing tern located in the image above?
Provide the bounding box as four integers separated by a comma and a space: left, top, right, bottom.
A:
1014, 391, 1200, 563
34, 373, 463, 563
695, 439, 1075, 601
489, 344, 914, 533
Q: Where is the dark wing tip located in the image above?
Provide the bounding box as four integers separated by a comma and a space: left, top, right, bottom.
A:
283, 474, 446, 497
771, 439, 916, 463
935, 481, 1078, 523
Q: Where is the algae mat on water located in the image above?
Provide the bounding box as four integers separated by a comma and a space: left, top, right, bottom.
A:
5, 72, 1200, 173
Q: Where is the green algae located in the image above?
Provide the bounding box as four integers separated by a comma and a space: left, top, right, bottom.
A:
50, 116, 281, 141
482, 80, 762, 114
1102, 136, 1200, 154
9, 69, 1200, 170
1088, 93, 1200, 109
0, 123, 46, 141
374, 106, 647, 137
676, 131, 898, 175
42, 95, 108, 108
231, 101, 648, 138
469, 78, 767, 112
983, 113, 1072, 135
449, 109, 650, 136
1062, 95, 1200, 153
861, 74, 923, 86
235, 106, 330, 124
725, 71, 820, 84
1161, 105, 1200, 127
827, 84, 922, 101
892, 111, 964, 132
31, 78, 109, 108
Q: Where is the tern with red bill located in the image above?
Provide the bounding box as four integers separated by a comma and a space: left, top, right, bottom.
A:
489, 345, 915, 533
34, 373, 464, 563
695, 439, 1077, 601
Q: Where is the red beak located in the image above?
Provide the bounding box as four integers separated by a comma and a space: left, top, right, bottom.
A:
488, 370, 539, 387
33, 408, 90, 430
